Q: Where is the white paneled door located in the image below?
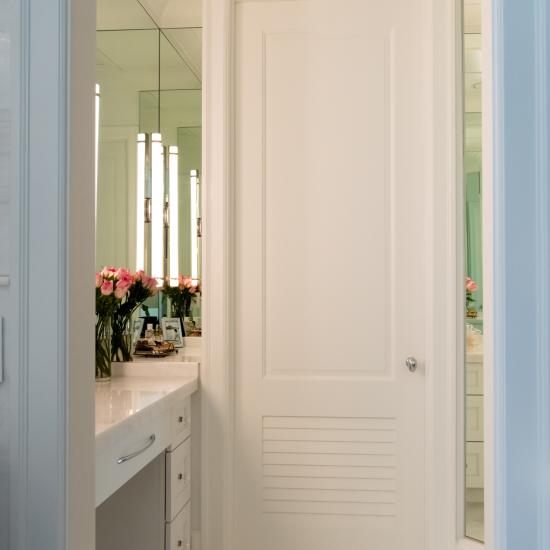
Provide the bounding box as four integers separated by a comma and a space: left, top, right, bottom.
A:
234, 1, 431, 549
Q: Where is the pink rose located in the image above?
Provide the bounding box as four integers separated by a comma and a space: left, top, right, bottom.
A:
100, 280, 114, 296
101, 266, 117, 278
95, 273, 103, 288
465, 277, 478, 293
118, 273, 134, 289
134, 270, 144, 282
147, 276, 160, 292
179, 276, 193, 289
115, 268, 132, 282
114, 282, 130, 299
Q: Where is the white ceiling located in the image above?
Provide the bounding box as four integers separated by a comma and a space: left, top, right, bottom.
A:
96, 0, 156, 30
139, 0, 202, 28
96, 0, 203, 89
97, 0, 201, 30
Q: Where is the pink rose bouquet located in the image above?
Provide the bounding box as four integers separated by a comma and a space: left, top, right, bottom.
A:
95, 267, 159, 375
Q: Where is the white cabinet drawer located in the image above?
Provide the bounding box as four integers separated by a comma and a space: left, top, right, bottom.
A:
166, 501, 191, 550
170, 397, 192, 450
466, 395, 484, 442
96, 406, 171, 507
166, 437, 191, 521
466, 442, 484, 489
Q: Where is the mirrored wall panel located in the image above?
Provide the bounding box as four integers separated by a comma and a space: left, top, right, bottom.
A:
463, 0, 483, 543
96, 0, 202, 330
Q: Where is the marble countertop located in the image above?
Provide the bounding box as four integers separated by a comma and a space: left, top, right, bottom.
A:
95, 361, 199, 438
95, 360, 199, 506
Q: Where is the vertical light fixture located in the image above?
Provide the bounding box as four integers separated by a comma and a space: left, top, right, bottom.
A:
151, 133, 164, 284
136, 133, 147, 272
94, 84, 100, 225
168, 146, 179, 287
190, 169, 200, 283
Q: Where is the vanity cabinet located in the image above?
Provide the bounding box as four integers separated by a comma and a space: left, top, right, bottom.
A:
96, 385, 195, 550
465, 354, 484, 489
166, 437, 192, 521
166, 501, 192, 550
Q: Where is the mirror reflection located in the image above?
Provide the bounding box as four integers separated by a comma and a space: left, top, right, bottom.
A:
95, 1, 202, 336
463, 0, 484, 543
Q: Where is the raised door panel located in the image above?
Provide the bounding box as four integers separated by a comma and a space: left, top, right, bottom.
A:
466, 442, 484, 489
466, 361, 483, 395
96, 126, 137, 270
466, 395, 484, 442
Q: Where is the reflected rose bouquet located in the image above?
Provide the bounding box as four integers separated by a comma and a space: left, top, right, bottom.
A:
163, 275, 201, 335
465, 276, 478, 315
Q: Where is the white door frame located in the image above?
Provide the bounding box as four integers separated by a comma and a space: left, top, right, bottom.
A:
7, 0, 96, 548
201, 1, 477, 549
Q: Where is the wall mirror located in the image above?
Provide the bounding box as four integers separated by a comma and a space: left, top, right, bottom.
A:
463, 0, 483, 543
95, 0, 202, 332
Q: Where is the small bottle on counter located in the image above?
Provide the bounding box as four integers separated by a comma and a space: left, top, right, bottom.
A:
144, 323, 154, 341
154, 325, 164, 343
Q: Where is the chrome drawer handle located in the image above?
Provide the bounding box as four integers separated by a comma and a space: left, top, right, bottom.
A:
117, 434, 156, 464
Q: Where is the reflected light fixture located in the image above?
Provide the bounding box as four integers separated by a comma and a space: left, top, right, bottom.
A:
95, 84, 100, 225
190, 169, 200, 283
168, 146, 179, 287
136, 133, 147, 272
151, 133, 164, 284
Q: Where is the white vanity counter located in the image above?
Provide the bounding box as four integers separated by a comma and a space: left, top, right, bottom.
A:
95, 359, 199, 508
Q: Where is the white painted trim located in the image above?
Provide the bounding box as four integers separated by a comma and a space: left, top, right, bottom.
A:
534, 0, 550, 547
8, 0, 96, 548
487, 0, 504, 546
482, 0, 495, 549
426, 0, 462, 548
200, 1, 235, 550
67, 0, 97, 547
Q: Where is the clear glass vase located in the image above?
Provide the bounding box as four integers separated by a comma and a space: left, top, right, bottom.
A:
96, 317, 112, 381
112, 317, 133, 362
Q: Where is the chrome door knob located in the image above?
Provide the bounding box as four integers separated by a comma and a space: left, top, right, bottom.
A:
405, 357, 417, 372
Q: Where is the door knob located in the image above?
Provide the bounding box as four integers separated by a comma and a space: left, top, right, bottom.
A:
405, 357, 417, 372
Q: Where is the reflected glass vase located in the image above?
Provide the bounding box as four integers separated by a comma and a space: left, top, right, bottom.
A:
112, 317, 133, 362
96, 316, 112, 381
171, 304, 187, 338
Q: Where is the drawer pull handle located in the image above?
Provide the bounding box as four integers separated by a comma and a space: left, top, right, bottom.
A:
117, 434, 156, 464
